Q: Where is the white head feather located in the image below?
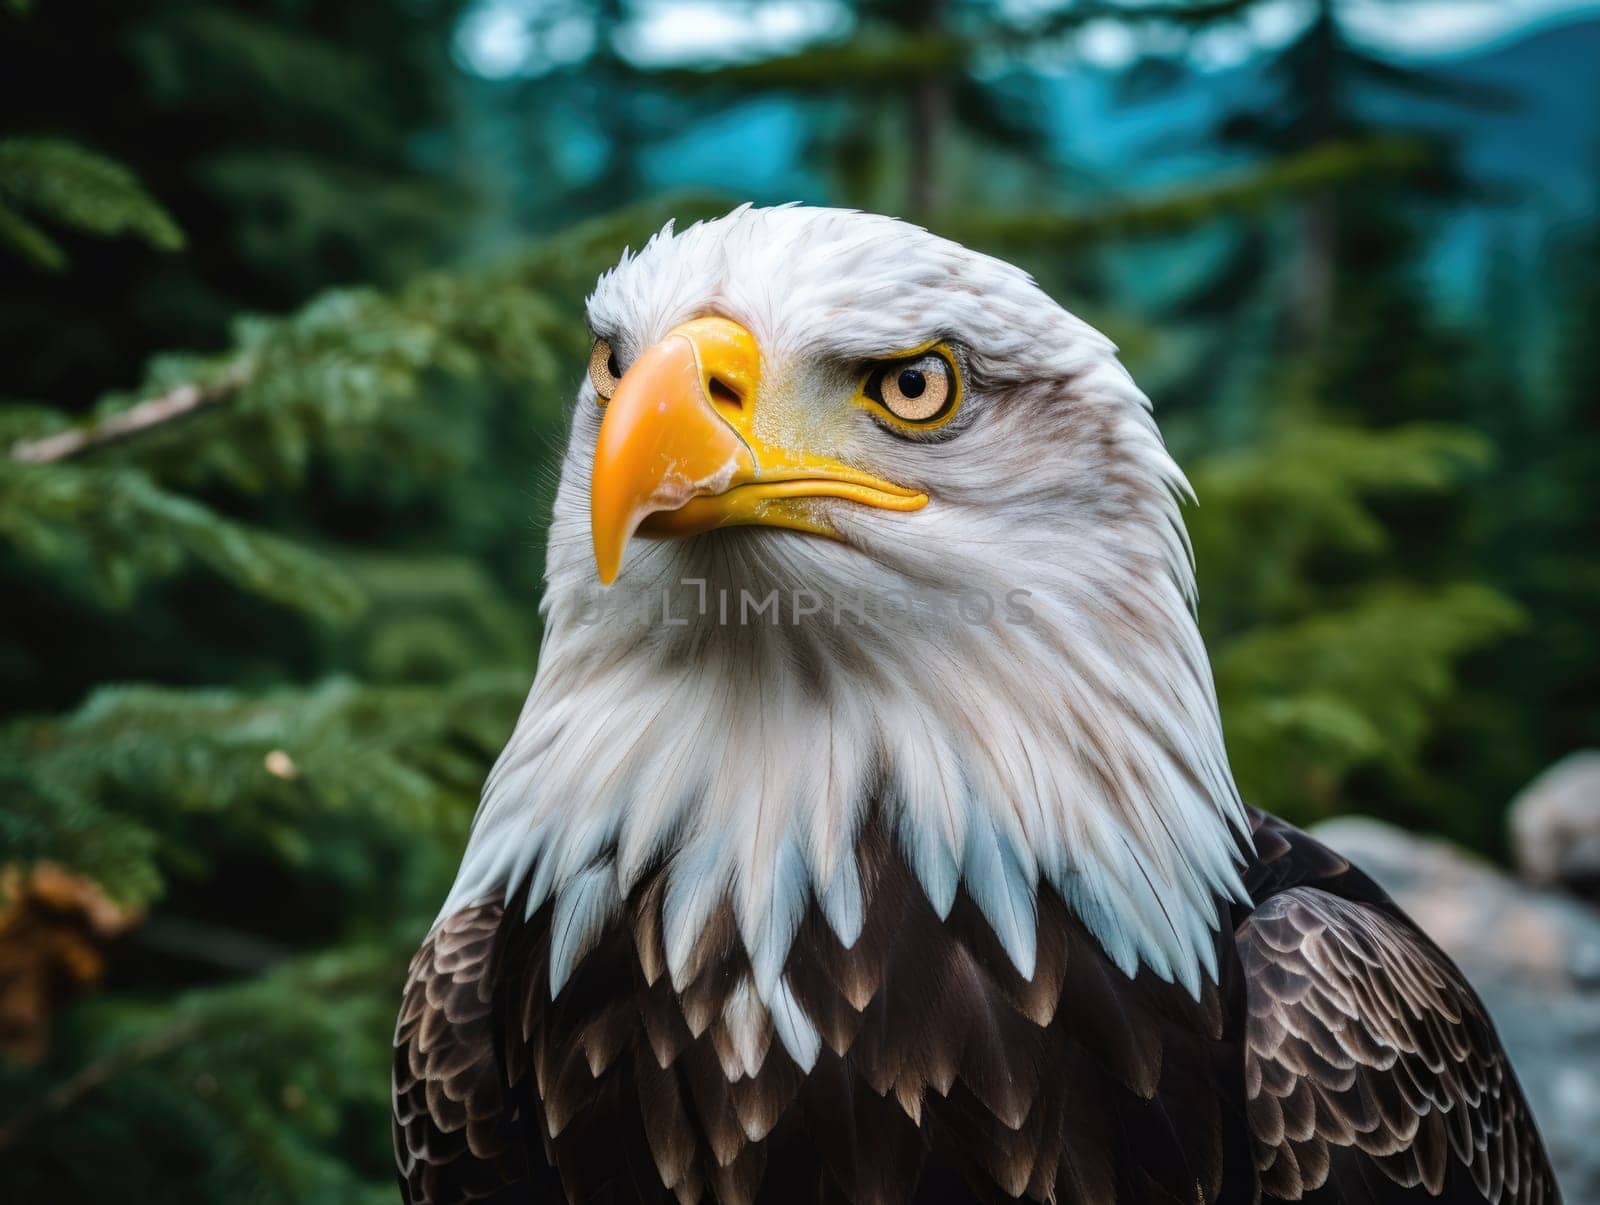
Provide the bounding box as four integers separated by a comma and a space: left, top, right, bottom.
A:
444, 205, 1250, 1060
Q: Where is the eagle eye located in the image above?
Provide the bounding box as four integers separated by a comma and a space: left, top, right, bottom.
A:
588, 337, 621, 401
864, 349, 958, 426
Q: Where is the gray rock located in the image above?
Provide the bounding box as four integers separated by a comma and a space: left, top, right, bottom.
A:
1511, 751, 1600, 899
1311, 816, 1600, 1205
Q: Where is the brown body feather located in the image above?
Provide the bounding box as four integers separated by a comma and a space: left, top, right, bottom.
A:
393, 809, 1559, 1205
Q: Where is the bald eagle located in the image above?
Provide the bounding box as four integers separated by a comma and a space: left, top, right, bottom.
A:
393, 206, 1559, 1205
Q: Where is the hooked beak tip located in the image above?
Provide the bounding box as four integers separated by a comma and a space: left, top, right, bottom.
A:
588, 318, 755, 585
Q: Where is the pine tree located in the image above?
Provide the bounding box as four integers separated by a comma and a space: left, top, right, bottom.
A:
0, 136, 184, 272
1434, 188, 1600, 851
1053, 0, 1532, 839
0, 150, 722, 1191
0, 0, 481, 401
1181, 402, 1521, 834
1, 1, 1586, 1197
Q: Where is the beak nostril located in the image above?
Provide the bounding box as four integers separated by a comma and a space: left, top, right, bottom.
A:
708, 376, 742, 409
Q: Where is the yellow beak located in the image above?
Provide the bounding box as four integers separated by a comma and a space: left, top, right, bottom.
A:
589, 316, 926, 584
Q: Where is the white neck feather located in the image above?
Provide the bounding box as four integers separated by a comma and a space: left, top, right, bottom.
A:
444, 480, 1249, 1024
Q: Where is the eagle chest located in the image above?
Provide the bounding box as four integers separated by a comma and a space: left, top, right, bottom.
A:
469, 847, 1251, 1205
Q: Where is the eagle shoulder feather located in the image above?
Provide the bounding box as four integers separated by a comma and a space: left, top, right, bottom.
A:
1236, 815, 1560, 1205
391, 900, 530, 1204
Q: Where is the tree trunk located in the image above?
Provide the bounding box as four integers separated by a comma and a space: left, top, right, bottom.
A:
1284, 0, 1339, 350
1286, 191, 1336, 350
905, 0, 947, 216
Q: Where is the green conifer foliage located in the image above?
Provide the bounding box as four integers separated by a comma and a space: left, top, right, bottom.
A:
0, 179, 719, 1197
0, 137, 184, 272
0, 1, 1591, 1198
1187, 419, 1523, 824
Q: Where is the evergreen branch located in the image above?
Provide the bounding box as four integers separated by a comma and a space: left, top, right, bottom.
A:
126, 9, 395, 148
641, 3, 1254, 89
0, 458, 366, 616
10, 362, 251, 463
0, 941, 401, 1153
0, 137, 183, 269
0, 672, 520, 907
644, 30, 966, 90
0, 199, 64, 270
1187, 418, 1495, 629
939, 138, 1432, 247
8, 193, 727, 483
1216, 582, 1524, 817
0, 194, 728, 625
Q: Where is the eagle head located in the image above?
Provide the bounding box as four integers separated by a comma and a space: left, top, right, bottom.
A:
449, 206, 1248, 1014
552, 205, 1179, 632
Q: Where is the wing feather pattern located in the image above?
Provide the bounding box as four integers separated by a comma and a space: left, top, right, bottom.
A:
395, 809, 1558, 1205
392, 900, 532, 1204
1237, 886, 1558, 1205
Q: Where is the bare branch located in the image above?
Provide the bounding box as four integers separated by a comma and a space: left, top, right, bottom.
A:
9, 360, 252, 464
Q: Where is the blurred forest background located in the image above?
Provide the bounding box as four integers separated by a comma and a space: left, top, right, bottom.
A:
1, 0, 1597, 1198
